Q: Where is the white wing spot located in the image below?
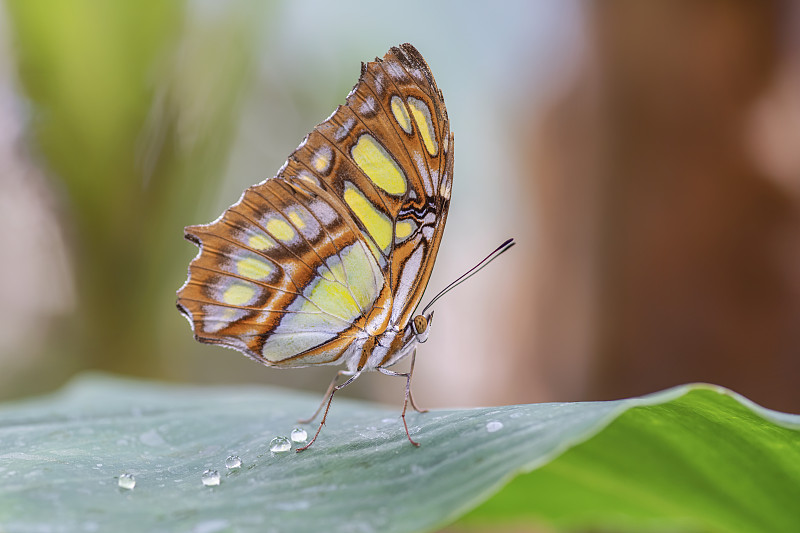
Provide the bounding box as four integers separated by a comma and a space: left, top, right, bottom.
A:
359, 96, 377, 116
335, 117, 356, 141
413, 152, 433, 196
411, 68, 426, 83
309, 200, 339, 226
385, 62, 405, 80
374, 71, 385, 95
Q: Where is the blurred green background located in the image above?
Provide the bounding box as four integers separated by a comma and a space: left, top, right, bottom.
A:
1, 0, 799, 414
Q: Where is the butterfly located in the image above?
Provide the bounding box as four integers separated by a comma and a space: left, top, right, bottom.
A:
177, 43, 453, 450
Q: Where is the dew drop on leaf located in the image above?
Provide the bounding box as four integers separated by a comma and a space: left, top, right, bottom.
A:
290, 428, 308, 443
269, 436, 292, 453
485, 420, 503, 433
118, 473, 135, 490
201, 469, 220, 486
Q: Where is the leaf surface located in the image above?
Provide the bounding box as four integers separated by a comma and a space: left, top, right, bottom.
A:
0, 374, 797, 532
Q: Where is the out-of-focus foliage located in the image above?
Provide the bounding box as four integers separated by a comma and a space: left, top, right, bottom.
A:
5, 1, 260, 381
2, 0, 797, 421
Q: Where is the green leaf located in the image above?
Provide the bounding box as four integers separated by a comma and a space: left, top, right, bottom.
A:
457, 387, 800, 533
0, 374, 797, 532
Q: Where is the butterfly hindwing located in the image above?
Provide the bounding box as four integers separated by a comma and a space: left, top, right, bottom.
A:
178, 177, 390, 366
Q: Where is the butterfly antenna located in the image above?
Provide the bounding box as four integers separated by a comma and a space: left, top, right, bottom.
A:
421, 238, 516, 316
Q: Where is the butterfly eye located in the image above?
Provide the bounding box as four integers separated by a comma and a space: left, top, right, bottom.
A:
412, 315, 429, 343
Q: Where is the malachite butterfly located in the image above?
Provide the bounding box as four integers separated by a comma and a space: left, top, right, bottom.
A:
178, 43, 460, 450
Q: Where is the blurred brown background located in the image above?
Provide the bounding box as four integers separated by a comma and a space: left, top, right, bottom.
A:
1, 0, 798, 413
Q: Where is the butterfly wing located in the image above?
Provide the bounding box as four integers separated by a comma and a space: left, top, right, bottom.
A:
373, 44, 453, 327
176, 43, 452, 368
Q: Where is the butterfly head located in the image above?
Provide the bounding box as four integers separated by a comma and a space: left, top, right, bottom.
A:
411, 311, 433, 344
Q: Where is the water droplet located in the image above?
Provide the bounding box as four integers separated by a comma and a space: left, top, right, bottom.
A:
225, 455, 242, 469
118, 473, 136, 490
269, 436, 292, 453
201, 469, 220, 487
290, 428, 308, 443
485, 420, 504, 433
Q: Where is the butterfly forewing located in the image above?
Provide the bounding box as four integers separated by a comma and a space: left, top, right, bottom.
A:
373, 45, 453, 326
177, 43, 452, 368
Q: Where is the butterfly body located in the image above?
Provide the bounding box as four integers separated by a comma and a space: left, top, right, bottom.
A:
177, 44, 452, 447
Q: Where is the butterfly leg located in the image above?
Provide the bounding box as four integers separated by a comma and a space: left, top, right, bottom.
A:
407, 349, 428, 414
378, 366, 421, 447
298, 370, 353, 424
296, 371, 361, 452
